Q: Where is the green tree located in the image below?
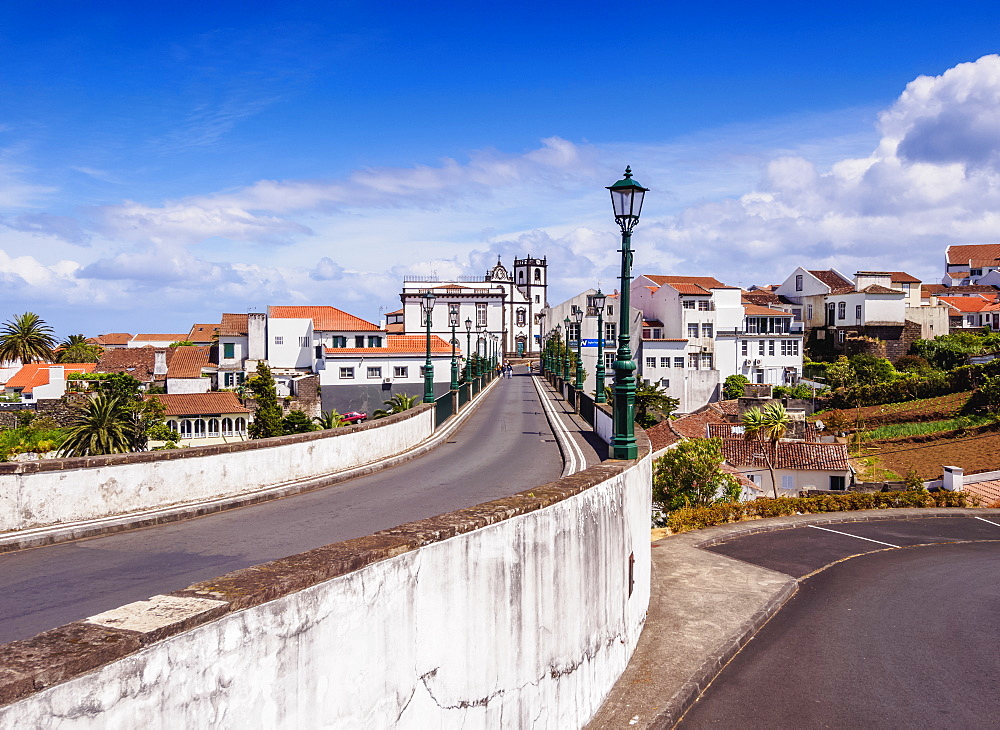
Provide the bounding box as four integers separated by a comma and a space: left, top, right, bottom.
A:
59, 393, 134, 457
282, 410, 319, 434
57, 334, 103, 363
850, 354, 896, 385
169, 340, 195, 347
89, 373, 168, 451
373, 392, 419, 418
246, 361, 283, 439
652, 437, 741, 511
634, 380, 679, 428
0, 312, 56, 364
723, 374, 750, 400
980, 374, 1000, 413
314, 410, 345, 429
825, 356, 856, 389
742, 400, 792, 498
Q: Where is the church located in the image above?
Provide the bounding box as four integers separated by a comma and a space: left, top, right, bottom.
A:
397, 255, 549, 357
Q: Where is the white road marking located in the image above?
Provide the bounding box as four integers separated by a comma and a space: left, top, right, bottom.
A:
974, 516, 1000, 528
807, 524, 898, 547
532, 377, 586, 477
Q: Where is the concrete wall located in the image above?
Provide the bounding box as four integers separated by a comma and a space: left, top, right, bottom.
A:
0, 438, 653, 729
0, 406, 434, 534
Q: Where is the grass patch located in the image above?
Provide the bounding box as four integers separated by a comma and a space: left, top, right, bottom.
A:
861, 415, 992, 440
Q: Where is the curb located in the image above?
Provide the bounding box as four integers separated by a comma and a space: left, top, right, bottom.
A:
0, 377, 502, 554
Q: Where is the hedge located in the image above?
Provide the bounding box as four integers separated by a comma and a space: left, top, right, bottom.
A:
666, 490, 982, 533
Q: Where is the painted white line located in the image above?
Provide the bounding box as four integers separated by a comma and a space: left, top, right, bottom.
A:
807, 524, 898, 547
974, 516, 1000, 528
532, 377, 585, 477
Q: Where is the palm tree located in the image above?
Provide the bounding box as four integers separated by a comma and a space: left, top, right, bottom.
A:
373, 393, 419, 418
59, 393, 134, 457
314, 410, 345, 429
57, 334, 102, 363
742, 400, 791, 498
0, 312, 56, 364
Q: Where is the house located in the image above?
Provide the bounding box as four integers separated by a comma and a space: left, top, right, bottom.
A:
936, 295, 1000, 332
943, 244, 1000, 286
156, 392, 252, 447
720, 439, 853, 495
4, 363, 97, 402
384, 309, 405, 334
89, 333, 132, 350
400, 256, 548, 357
268, 305, 383, 374
165, 345, 216, 394
128, 334, 189, 348
186, 323, 220, 346
94, 347, 171, 388
217, 313, 266, 389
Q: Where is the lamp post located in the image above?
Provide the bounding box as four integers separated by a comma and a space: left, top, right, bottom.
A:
573, 305, 584, 390
562, 316, 571, 380
449, 304, 460, 390
422, 290, 436, 404
538, 312, 546, 373
465, 317, 473, 383
593, 288, 607, 403
555, 324, 562, 380
607, 166, 647, 459
476, 324, 484, 378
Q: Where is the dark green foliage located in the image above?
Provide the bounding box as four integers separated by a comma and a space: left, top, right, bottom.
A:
894, 354, 935, 376
772, 383, 821, 399
0, 312, 56, 364
723, 374, 750, 400
980, 374, 1000, 412
282, 410, 319, 434
634, 381, 679, 425
373, 393, 419, 418
850, 354, 896, 384
652, 438, 741, 512
57, 334, 102, 363
314, 410, 345, 429
59, 393, 134, 456
246, 361, 283, 439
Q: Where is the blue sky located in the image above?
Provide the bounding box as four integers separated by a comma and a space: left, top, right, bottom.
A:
4, 1, 1000, 336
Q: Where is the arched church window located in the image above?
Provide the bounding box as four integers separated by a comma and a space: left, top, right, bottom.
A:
534, 268, 541, 282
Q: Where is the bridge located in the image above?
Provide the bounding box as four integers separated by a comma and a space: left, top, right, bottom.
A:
0, 369, 653, 726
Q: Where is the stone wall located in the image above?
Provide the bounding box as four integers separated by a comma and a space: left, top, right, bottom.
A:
0, 435, 652, 729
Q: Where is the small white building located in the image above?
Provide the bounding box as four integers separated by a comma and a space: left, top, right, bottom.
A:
158, 392, 252, 446
3, 363, 97, 402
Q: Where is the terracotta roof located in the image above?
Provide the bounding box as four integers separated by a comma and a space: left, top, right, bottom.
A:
268, 306, 379, 332
645, 421, 679, 451
742, 291, 781, 306
5, 363, 96, 393
673, 283, 714, 295
937, 296, 998, 313
962, 478, 1000, 506
167, 346, 214, 378
219, 313, 249, 337
946, 271, 970, 279
946, 243, 1000, 267
744, 304, 793, 317
132, 334, 189, 343
721, 440, 851, 471
888, 271, 921, 283
90, 333, 132, 346
386, 323, 405, 334
643, 320, 664, 327
669, 406, 730, 439
187, 323, 219, 342
858, 284, 903, 295
714, 400, 741, 416
643, 275, 728, 288
95, 347, 172, 382
923, 284, 998, 296
707, 423, 748, 439
153, 391, 250, 416
644, 286, 659, 294
808, 270, 854, 294
385, 308, 403, 316
325, 334, 452, 355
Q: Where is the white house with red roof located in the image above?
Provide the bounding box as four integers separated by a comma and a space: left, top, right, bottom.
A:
155, 392, 252, 447
943, 243, 1000, 286
3, 363, 97, 402
937, 294, 1000, 331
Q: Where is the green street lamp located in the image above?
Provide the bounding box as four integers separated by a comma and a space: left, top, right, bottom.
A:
449, 303, 460, 390
555, 323, 562, 380
593, 288, 608, 403
422, 290, 436, 404
465, 317, 473, 383
537, 312, 546, 374
562, 316, 571, 380
607, 165, 647, 459
476, 324, 484, 377
573, 305, 584, 390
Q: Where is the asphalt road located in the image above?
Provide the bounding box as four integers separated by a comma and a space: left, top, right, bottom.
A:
680, 517, 1000, 728
0, 373, 568, 645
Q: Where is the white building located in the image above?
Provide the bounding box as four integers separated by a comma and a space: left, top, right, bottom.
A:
400, 256, 549, 357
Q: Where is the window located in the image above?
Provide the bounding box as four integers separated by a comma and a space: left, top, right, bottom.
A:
222, 418, 234, 437
208, 419, 220, 437
781, 340, 800, 356
330, 336, 347, 348
855, 304, 862, 321
795, 274, 803, 291
687, 323, 699, 338
674, 357, 684, 368
516, 308, 526, 326
223, 372, 235, 388
535, 295, 540, 303
193, 419, 206, 438
298, 337, 310, 347
568, 323, 580, 342
223, 342, 235, 359
534, 268, 541, 282
782, 475, 795, 491
367, 367, 382, 378
769, 340, 775, 356
339, 367, 354, 379
518, 270, 525, 283
646, 357, 656, 368
662, 379, 670, 388
972, 268, 983, 276
660, 357, 670, 367
368, 336, 382, 348
807, 304, 813, 321
688, 354, 699, 369
605, 352, 615, 370
741, 340, 748, 356
702, 323, 713, 338
394, 366, 408, 378
643, 328, 651, 339
607, 305, 613, 316
419, 366, 430, 377
701, 353, 713, 370
476, 303, 487, 327
792, 308, 802, 321
758, 340, 765, 356
698, 300, 710, 311
829, 476, 846, 491
274, 336, 284, 345
167, 420, 178, 433
180, 420, 192, 438
901, 282, 910, 292
605, 322, 616, 342
235, 417, 246, 434
355, 336, 365, 348
652, 328, 662, 339
838, 331, 846, 343
682, 300, 695, 309
837, 302, 846, 319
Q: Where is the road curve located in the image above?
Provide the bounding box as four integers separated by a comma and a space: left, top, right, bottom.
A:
0, 373, 565, 644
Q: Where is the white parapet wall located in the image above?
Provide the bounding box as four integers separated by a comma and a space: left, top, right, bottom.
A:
0, 443, 652, 728
0, 406, 435, 535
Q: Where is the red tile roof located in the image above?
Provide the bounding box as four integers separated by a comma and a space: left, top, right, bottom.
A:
219, 313, 250, 337
742, 291, 781, 306
325, 334, 452, 355
384, 308, 403, 316
90, 333, 132, 346
644, 275, 729, 288
269, 306, 379, 332
888, 271, 921, 284
946, 243, 1000, 267
132, 334, 189, 343
962, 478, 1000, 506
937, 296, 999, 313
923, 284, 998, 296
721, 440, 851, 470
669, 406, 730, 439
153, 391, 250, 416
95, 347, 172, 382
6, 363, 97, 393
744, 304, 792, 317
642, 319, 664, 327
187, 323, 219, 342
858, 284, 903, 295
166, 346, 214, 378
808, 270, 854, 294
645, 421, 679, 451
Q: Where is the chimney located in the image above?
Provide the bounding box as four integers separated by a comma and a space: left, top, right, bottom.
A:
248, 312, 267, 361
942, 465, 964, 491
153, 349, 168, 376
47, 365, 65, 383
